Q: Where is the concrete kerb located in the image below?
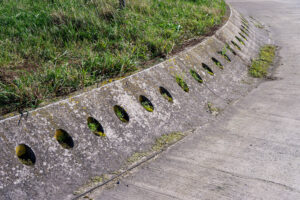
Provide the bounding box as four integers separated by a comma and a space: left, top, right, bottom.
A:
0, 4, 271, 200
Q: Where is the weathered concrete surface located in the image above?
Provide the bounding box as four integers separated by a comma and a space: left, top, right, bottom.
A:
0, 4, 269, 200
85, 0, 300, 199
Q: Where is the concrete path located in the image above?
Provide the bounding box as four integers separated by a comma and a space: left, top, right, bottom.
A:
86, 0, 300, 199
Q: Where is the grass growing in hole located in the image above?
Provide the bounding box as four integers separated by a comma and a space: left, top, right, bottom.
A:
235, 36, 245, 46
231, 41, 242, 51
212, 57, 224, 69
249, 45, 276, 78
190, 69, 203, 83
241, 25, 250, 33
114, 105, 129, 123
202, 63, 214, 76
140, 97, 154, 112
87, 117, 105, 137
225, 43, 237, 55
159, 87, 173, 103
240, 28, 249, 37
162, 93, 173, 102
0, 0, 227, 116
175, 75, 189, 92
239, 32, 248, 41
218, 49, 231, 62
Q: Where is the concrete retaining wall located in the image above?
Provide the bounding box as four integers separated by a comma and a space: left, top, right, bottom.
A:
0, 5, 270, 200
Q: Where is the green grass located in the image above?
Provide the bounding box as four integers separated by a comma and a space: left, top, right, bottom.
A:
141, 101, 154, 112
87, 117, 105, 137
249, 45, 276, 78
190, 69, 203, 83
0, 0, 226, 115
175, 75, 189, 92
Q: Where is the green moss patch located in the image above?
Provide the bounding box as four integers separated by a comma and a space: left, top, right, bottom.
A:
127, 132, 185, 165
207, 102, 220, 116
249, 45, 276, 78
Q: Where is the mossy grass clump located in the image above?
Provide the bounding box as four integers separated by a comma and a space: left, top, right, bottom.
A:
190, 69, 203, 83
235, 36, 245, 46
159, 87, 173, 103
139, 95, 154, 112
202, 63, 214, 76
249, 45, 276, 78
16, 144, 36, 165
0, 0, 227, 116
218, 49, 231, 62
54, 129, 75, 148
175, 75, 189, 92
87, 117, 105, 137
113, 105, 129, 123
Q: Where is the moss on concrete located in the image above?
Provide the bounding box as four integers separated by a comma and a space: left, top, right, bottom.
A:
207, 102, 220, 116
249, 45, 276, 78
127, 132, 186, 165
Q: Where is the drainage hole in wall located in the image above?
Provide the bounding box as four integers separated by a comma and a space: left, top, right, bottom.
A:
87, 117, 105, 137
16, 144, 36, 166
139, 95, 154, 112
190, 69, 203, 83
202, 63, 214, 76
241, 25, 250, 33
239, 32, 248, 41
242, 20, 250, 28
212, 57, 224, 69
231, 41, 242, 51
235, 36, 245, 46
175, 75, 189, 92
114, 105, 130, 123
217, 51, 231, 62
159, 87, 173, 103
241, 17, 248, 23
225, 43, 237, 55
54, 129, 74, 148
240, 28, 249, 37
241, 19, 249, 25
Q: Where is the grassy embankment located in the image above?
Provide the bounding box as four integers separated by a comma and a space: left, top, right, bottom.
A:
0, 0, 226, 115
